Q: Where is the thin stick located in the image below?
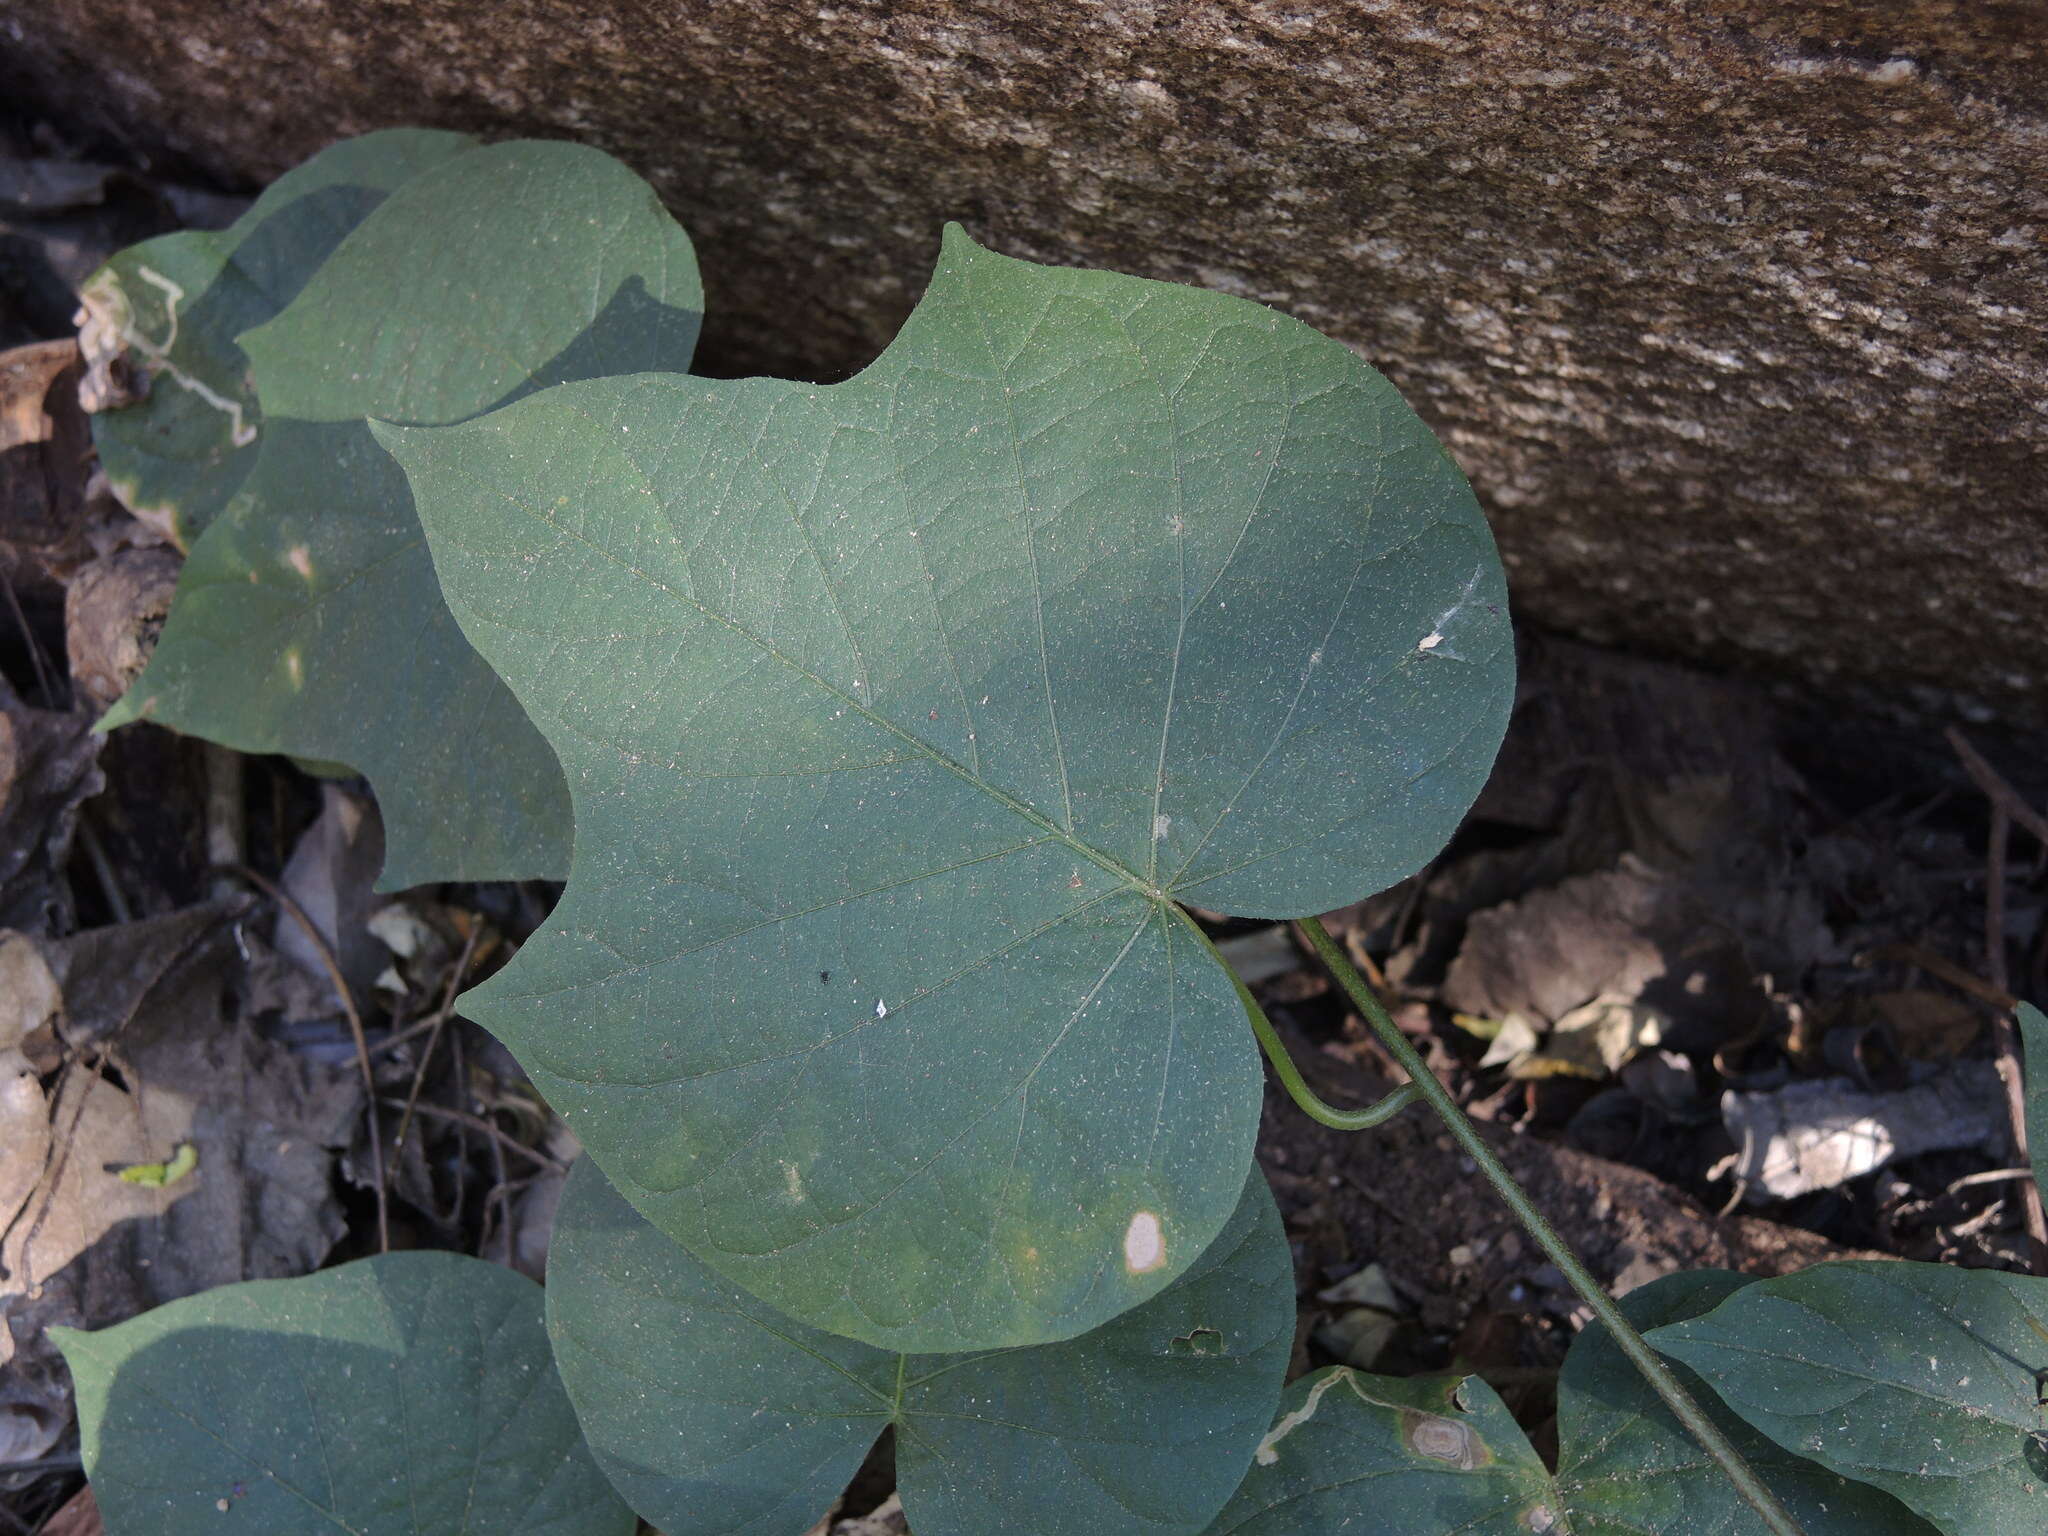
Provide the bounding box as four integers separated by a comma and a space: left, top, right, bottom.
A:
1949, 728, 2048, 848
1986, 806, 2048, 1267
1863, 942, 2017, 1011
1947, 1167, 2035, 1195
227, 864, 387, 1253
73, 812, 131, 925
1947, 730, 2048, 1268
0, 1454, 82, 1474
375, 1099, 568, 1172
0, 568, 54, 702
386, 926, 481, 1182
1294, 913, 1807, 1536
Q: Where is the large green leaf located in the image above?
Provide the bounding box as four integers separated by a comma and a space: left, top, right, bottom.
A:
1203, 1368, 1556, 1535
100, 138, 702, 886
52, 1251, 634, 1536
1649, 1261, 2048, 1534
546, 1156, 1293, 1536
1206, 1269, 1926, 1534
2020, 1002, 2048, 1218
1557, 1270, 1933, 1535
82, 128, 479, 546
381, 227, 1513, 1349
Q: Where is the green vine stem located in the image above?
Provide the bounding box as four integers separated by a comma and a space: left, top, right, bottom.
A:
1232, 961, 1424, 1130
1287, 913, 1808, 1536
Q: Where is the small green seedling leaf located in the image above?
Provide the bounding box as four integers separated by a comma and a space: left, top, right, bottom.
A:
81, 128, 477, 546
2020, 1002, 2048, 1218
546, 1157, 1293, 1536
99, 138, 702, 887
383, 227, 1512, 1349
1648, 1261, 2048, 1534
113, 1141, 198, 1187
52, 1250, 634, 1536
1205, 1270, 1930, 1534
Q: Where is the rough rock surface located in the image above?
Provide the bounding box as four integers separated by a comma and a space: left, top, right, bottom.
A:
5, 1, 2044, 718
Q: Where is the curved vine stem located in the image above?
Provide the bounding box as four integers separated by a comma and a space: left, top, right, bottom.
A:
1230, 961, 1423, 1130
1286, 914, 1806, 1536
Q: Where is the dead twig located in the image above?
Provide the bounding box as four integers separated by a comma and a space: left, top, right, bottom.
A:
374, 1098, 567, 1173
1946, 729, 2048, 1270
0, 568, 54, 703
385, 924, 481, 1189
1863, 942, 2018, 1012
1947, 1166, 2036, 1196
72, 811, 131, 925
1949, 727, 2048, 848
225, 863, 388, 1254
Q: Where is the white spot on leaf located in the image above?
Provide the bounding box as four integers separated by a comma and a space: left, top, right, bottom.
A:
1123, 1210, 1165, 1274
874, 999, 889, 1020
1418, 630, 1445, 652
1409, 1412, 1477, 1466
1152, 814, 1170, 842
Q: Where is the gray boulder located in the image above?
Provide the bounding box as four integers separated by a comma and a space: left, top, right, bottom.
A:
8, 0, 2043, 717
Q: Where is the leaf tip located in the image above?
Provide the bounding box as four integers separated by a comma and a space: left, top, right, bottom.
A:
938, 221, 986, 262
364, 416, 411, 458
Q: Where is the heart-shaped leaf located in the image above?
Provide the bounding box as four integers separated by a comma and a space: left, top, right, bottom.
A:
82, 128, 480, 547
383, 227, 1512, 1347
52, 1251, 635, 1536
100, 138, 702, 886
1649, 1261, 2048, 1534
1205, 1271, 1930, 1534
546, 1156, 1293, 1536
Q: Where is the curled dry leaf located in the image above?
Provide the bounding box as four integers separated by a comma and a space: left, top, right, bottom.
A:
63, 546, 182, 710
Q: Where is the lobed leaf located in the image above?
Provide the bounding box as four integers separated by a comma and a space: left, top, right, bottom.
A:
53, 1251, 634, 1536
99, 138, 703, 886
1648, 1261, 2048, 1534
83, 128, 478, 546
545, 1156, 1294, 1536
1205, 1271, 1930, 1534
383, 227, 1513, 1349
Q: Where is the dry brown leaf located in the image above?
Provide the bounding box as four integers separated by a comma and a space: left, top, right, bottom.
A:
0, 903, 360, 1461
38, 1485, 102, 1536
0, 339, 78, 453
